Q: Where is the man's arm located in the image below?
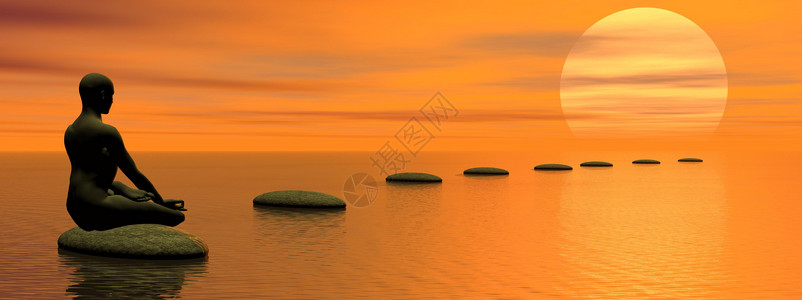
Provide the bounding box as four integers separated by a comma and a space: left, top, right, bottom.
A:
102, 124, 185, 210
109, 181, 130, 195
110, 181, 153, 201
102, 125, 165, 203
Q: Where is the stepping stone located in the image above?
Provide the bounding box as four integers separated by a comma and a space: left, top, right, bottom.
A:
534, 164, 572, 170
580, 161, 613, 167
386, 172, 442, 183
633, 159, 660, 164
463, 167, 509, 175
253, 190, 346, 208
678, 158, 703, 162
57, 224, 209, 259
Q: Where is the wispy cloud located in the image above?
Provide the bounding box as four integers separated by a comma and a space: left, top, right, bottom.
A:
726, 73, 801, 87
561, 72, 727, 89
460, 31, 580, 57
123, 73, 345, 93
116, 129, 491, 139
0, 2, 135, 27
721, 115, 802, 127
480, 75, 559, 90
150, 108, 575, 124
726, 97, 801, 106
0, 57, 85, 75
240, 53, 460, 78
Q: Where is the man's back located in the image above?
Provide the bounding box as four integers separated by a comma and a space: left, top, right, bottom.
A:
64, 117, 118, 206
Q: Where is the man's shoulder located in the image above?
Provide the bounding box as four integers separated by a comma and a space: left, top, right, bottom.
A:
67, 121, 121, 139
96, 123, 122, 139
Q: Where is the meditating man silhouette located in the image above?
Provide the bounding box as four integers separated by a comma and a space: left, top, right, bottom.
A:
65, 73, 186, 231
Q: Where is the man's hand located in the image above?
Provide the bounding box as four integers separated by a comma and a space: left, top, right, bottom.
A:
122, 188, 154, 202
161, 199, 187, 211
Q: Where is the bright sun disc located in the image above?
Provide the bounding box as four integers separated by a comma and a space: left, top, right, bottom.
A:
560, 7, 728, 138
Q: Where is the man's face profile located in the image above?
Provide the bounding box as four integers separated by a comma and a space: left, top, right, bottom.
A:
99, 87, 114, 114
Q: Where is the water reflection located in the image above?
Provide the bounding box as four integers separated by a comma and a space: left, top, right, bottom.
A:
721, 152, 802, 297
253, 206, 346, 240
252, 206, 346, 264
460, 174, 509, 227
559, 155, 726, 298
384, 182, 443, 223
58, 249, 207, 299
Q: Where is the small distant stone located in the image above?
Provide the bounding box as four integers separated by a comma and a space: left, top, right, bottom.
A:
580, 161, 613, 167
57, 224, 209, 259
464, 167, 509, 175
678, 158, 703, 162
253, 190, 346, 208
633, 159, 660, 164
534, 164, 573, 170
386, 172, 442, 183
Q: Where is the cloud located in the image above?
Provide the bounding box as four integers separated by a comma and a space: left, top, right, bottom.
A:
121, 130, 390, 138
0, 57, 82, 75
119, 129, 490, 139
460, 31, 581, 57
726, 97, 801, 106
564, 98, 725, 113
0, 2, 135, 27
450, 109, 582, 122
123, 73, 342, 93
480, 75, 559, 90
483, 70, 730, 91
561, 72, 727, 88
0, 55, 347, 94
566, 33, 716, 57
722, 115, 802, 126
233, 51, 461, 79
149, 108, 577, 124
0, 1, 234, 29
726, 73, 801, 87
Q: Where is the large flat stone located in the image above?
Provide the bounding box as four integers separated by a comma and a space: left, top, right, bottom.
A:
58, 224, 209, 259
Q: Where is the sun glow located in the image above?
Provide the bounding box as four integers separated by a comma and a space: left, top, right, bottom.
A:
560, 7, 728, 138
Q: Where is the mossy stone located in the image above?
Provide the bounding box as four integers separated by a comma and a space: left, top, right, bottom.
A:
57, 224, 209, 259
253, 190, 346, 208
534, 164, 573, 170
463, 167, 509, 175
633, 159, 660, 164
678, 158, 703, 162
580, 161, 613, 167
386, 172, 442, 183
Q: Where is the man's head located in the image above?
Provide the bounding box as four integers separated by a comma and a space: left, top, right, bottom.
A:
79, 73, 114, 114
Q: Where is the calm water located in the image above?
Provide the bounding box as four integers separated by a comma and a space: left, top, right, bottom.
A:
0, 151, 801, 299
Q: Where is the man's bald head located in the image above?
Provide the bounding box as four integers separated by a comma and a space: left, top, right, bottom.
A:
79, 73, 113, 104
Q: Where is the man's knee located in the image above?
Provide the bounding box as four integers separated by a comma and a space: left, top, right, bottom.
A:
168, 211, 185, 226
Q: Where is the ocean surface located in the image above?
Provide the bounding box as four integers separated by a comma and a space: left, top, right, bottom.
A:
0, 151, 801, 299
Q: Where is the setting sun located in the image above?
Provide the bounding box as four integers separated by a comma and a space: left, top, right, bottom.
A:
560, 7, 728, 138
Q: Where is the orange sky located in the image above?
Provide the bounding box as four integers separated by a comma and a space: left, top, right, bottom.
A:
0, 0, 800, 151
